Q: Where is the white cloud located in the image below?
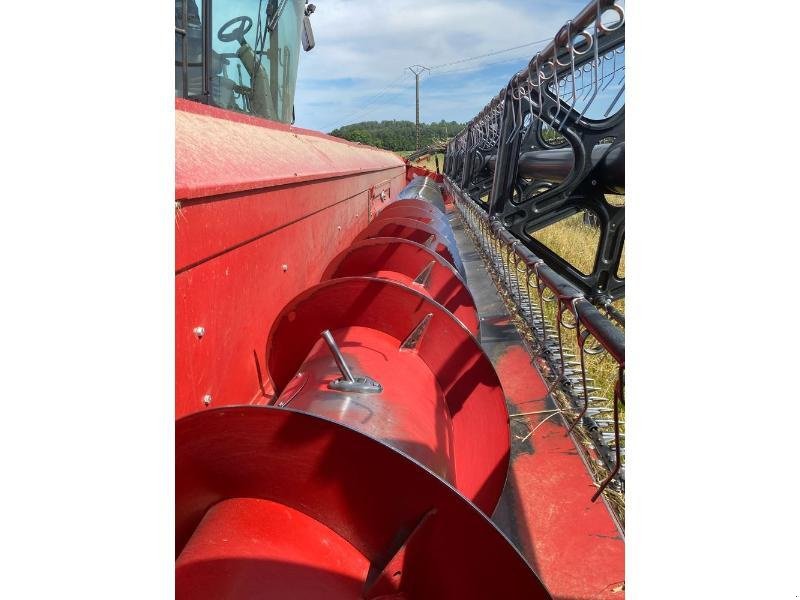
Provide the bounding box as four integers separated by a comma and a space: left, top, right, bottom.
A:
294, 0, 585, 131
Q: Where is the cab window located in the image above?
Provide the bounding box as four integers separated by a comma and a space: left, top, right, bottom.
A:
175, 0, 304, 124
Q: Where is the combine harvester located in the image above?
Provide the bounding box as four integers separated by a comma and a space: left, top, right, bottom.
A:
175, 0, 625, 597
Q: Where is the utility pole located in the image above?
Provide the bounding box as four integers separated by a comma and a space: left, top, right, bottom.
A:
408, 65, 430, 150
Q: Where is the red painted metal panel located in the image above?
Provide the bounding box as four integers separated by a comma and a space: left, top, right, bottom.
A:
175, 197, 369, 416
176, 99, 405, 200
490, 339, 626, 599
176, 407, 552, 599
176, 170, 405, 272
176, 100, 409, 417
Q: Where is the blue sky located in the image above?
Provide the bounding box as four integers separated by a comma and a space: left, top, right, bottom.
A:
293, 0, 589, 132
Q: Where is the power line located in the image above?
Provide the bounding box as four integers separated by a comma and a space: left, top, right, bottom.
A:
426, 50, 545, 79
322, 71, 411, 132
428, 37, 552, 71
325, 83, 410, 131
323, 37, 555, 131
324, 71, 409, 129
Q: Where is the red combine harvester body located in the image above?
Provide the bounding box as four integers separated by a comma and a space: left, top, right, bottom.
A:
175, 99, 407, 417
175, 1, 624, 597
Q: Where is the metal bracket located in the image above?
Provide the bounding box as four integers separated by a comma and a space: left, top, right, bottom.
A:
400, 313, 433, 351
412, 261, 436, 290
328, 376, 383, 394
321, 329, 383, 394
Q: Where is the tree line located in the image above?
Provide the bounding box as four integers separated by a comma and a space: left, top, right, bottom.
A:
329, 120, 465, 151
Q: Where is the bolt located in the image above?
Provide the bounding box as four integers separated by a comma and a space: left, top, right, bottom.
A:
193, 326, 205, 338
281, 264, 288, 272
591, 180, 597, 186
203, 394, 212, 406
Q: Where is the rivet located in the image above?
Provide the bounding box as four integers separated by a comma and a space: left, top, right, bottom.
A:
193, 326, 205, 338
281, 264, 288, 272
203, 394, 212, 406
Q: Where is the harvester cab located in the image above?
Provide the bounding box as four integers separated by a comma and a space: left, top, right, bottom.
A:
175, 0, 315, 123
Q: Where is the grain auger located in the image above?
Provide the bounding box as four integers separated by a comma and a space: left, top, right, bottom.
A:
175, 176, 553, 599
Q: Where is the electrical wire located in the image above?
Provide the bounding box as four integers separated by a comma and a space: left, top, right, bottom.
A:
322, 71, 411, 131
428, 37, 552, 71
425, 51, 543, 79
322, 38, 554, 131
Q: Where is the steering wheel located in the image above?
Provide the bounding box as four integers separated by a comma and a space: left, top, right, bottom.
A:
217, 16, 253, 43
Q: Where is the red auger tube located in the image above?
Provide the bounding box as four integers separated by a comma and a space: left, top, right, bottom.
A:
175, 176, 550, 599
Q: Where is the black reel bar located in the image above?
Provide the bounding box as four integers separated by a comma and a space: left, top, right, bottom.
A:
445, 0, 625, 303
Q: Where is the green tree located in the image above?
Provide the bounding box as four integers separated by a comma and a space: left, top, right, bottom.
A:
329, 120, 465, 152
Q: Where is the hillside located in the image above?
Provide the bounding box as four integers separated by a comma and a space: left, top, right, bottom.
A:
329, 120, 464, 151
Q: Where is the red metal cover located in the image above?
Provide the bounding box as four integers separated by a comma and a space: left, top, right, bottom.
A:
176, 99, 404, 200
175, 100, 407, 417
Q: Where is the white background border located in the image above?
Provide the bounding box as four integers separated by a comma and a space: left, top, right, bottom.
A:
1, 1, 798, 597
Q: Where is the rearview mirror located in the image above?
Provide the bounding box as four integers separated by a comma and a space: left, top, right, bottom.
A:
302, 15, 315, 51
